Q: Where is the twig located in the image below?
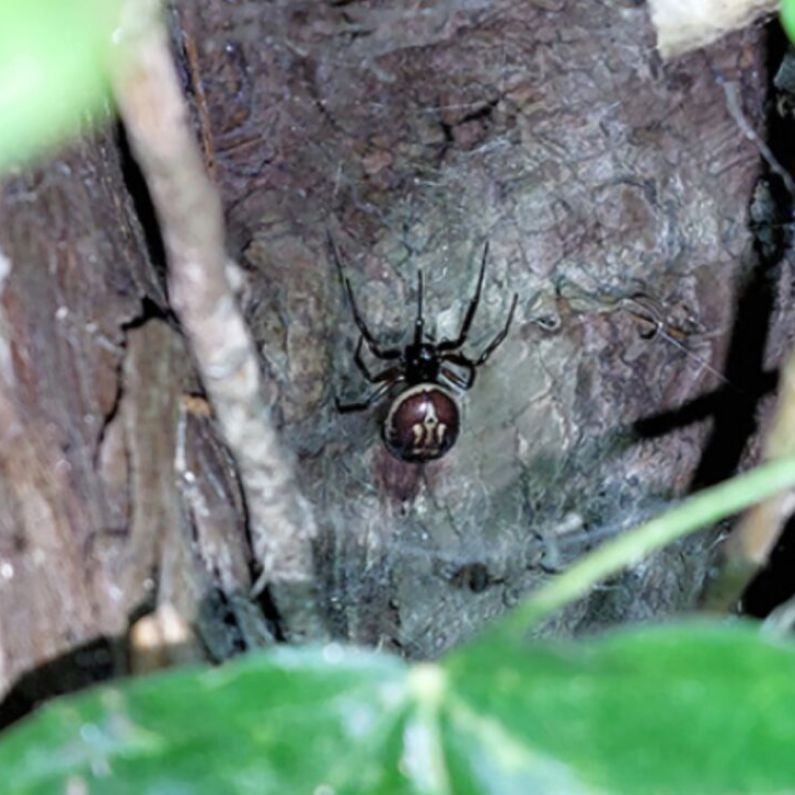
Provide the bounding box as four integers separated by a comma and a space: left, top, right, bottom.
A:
704, 343, 795, 611
719, 78, 795, 197
110, 0, 325, 641
762, 592, 795, 636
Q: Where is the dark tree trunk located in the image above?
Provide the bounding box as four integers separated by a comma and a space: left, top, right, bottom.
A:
0, 1, 788, 720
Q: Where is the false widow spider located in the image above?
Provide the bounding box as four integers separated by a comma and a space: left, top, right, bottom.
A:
331, 237, 518, 463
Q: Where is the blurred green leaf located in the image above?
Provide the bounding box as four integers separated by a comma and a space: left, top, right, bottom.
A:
445, 622, 795, 794
783, 0, 795, 44
0, 0, 117, 170
3, 622, 795, 793
0, 647, 413, 794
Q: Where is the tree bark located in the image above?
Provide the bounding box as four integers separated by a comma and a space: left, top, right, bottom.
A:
1, 0, 788, 717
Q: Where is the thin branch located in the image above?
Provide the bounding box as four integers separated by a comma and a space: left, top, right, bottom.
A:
719, 78, 795, 197
110, 0, 325, 640
704, 344, 795, 611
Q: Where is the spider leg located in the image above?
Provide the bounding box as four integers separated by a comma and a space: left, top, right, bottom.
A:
345, 278, 403, 360
437, 241, 488, 353
353, 336, 374, 381
441, 363, 475, 391
413, 269, 425, 345
327, 232, 402, 361
440, 355, 477, 391
354, 339, 403, 384
473, 292, 518, 365
335, 376, 403, 413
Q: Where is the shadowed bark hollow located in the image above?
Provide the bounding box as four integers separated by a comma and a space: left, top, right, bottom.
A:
0, 1, 791, 717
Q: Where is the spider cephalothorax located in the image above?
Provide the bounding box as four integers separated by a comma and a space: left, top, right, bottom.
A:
331, 238, 518, 463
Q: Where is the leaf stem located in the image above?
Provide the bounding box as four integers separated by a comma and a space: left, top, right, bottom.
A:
504, 455, 795, 633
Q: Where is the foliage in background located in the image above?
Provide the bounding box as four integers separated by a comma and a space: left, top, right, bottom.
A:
782, 0, 795, 44
0, 0, 117, 171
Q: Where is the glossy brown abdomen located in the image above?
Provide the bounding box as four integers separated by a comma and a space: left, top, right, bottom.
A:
383, 384, 460, 463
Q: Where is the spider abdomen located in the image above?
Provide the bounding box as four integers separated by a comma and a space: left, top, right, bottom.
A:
383, 384, 460, 463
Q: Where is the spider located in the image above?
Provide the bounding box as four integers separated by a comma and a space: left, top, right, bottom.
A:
331, 237, 518, 463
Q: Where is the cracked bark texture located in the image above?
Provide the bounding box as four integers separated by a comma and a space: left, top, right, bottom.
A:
0, 1, 789, 713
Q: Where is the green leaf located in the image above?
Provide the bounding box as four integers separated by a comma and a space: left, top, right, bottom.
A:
444, 622, 795, 794
783, 0, 795, 45
0, 0, 118, 171
0, 647, 414, 794
3, 623, 795, 793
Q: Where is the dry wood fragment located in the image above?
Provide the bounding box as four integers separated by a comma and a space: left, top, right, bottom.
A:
650, 0, 776, 58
